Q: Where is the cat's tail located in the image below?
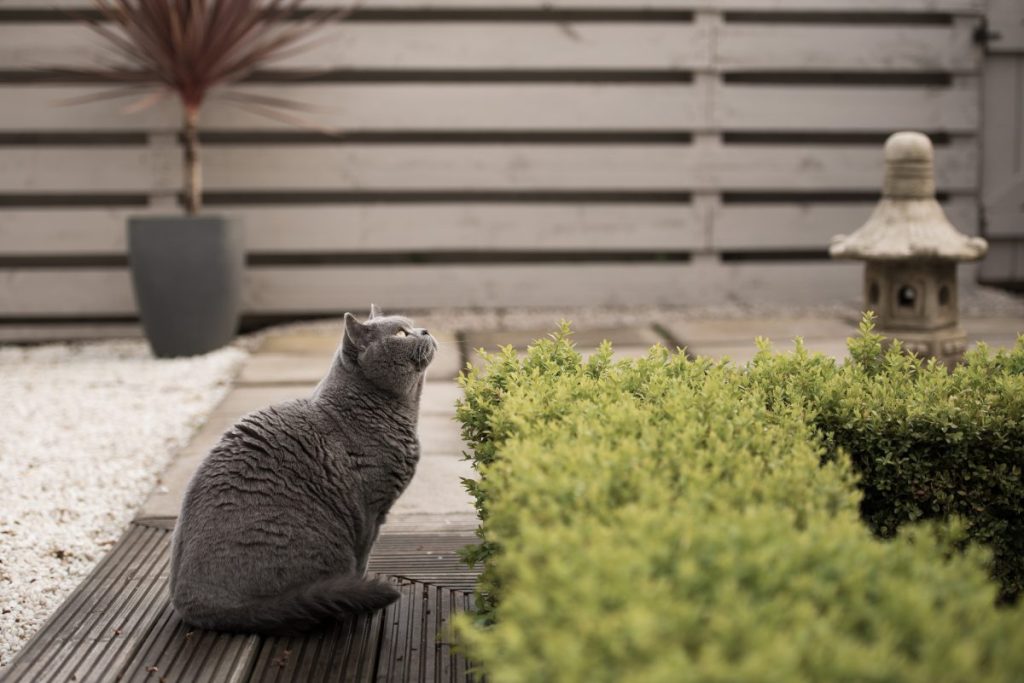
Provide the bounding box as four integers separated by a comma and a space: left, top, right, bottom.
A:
177, 574, 401, 635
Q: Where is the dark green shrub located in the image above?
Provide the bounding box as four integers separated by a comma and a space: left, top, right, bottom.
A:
742, 317, 1024, 600
456, 324, 1024, 682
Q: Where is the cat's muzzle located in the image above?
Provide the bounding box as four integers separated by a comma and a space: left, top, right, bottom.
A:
412, 337, 437, 370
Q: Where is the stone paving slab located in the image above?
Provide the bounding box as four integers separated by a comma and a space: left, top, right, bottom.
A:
464, 325, 667, 368
253, 330, 462, 383
961, 316, 1023, 335
664, 316, 1021, 364
688, 339, 852, 365
661, 317, 860, 349
463, 325, 664, 351
390, 455, 475, 518
467, 344, 660, 369
963, 316, 1022, 349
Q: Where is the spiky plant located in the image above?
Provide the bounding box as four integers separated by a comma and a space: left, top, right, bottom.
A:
78, 0, 348, 213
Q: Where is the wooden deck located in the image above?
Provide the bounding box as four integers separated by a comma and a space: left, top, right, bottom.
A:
0, 519, 480, 683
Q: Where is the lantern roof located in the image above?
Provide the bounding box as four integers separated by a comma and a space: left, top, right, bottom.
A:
829, 132, 987, 262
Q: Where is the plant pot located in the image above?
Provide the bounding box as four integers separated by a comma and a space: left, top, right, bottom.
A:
128, 215, 244, 357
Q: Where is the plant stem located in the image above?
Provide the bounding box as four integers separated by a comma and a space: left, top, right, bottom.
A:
183, 106, 202, 215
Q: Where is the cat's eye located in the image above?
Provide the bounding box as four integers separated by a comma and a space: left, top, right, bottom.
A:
394, 329, 408, 337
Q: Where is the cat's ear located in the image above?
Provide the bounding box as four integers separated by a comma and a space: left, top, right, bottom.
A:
369, 303, 384, 319
343, 312, 370, 348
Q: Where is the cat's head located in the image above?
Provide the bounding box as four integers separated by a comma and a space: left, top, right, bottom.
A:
341, 304, 436, 394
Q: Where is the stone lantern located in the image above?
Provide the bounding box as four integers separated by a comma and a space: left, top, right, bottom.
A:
830, 132, 987, 365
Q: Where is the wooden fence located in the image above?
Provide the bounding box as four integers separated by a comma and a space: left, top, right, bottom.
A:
0, 0, 988, 330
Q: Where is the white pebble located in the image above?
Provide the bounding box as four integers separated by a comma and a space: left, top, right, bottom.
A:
0, 340, 247, 667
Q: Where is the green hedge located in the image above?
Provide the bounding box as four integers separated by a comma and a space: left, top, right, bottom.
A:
455, 322, 1024, 682
744, 319, 1024, 601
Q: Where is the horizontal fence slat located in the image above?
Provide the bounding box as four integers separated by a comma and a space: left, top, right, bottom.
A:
717, 24, 980, 73
0, 82, 979, 134
0, 1, 986, 13
0, 23, 709, 72
0, 20, 983, 74
0, 141, 978, 193
714, 197, 979, 250
0, 84, 703, 133
717, 82, 978, 132
14, 200, 986, 259
0, 261, 862, 315
0, 147, 171, 192
0, 268, 135, 315
978, 241, 1024, 284
0, 205, 705, 255
180, 140, 986, 192
245, 262, 861, 309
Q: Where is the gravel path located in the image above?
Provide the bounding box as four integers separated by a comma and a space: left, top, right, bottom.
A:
0, 341, 248, 667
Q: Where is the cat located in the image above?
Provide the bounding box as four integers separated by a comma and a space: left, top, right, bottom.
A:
169, 305, 436, 634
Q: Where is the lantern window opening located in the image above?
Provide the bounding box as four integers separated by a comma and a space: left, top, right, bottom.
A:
897, 285, 918, 310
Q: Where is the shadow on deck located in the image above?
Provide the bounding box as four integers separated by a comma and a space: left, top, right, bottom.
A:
1, 519, 480, 683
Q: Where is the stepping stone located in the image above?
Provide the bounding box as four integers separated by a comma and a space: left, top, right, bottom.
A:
687, 339, 851, 365
463, 325, 666, 368
463, 325, 663, 351
250, 330, 462, 384
660, 317, 859, 349
421, 382, 463, 417
963, 317, 1023, 350
661, 317, 858, 363
237, 353, 333, 386
391, 456, 476, 517
420, 414, 467, 456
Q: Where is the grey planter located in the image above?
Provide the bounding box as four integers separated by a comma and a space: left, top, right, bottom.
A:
128, 215, 244, 358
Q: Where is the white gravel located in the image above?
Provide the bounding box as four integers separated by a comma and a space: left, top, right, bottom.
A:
0, 341, 248, 668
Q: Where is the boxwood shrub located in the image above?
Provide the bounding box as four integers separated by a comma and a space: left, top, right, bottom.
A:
744, 318, 1024, 601
455, 321, 1024, 682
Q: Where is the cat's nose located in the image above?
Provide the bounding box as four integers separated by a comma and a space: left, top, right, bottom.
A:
419, 328, 429, 336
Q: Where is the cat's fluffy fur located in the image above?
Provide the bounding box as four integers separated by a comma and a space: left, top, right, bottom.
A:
170, 306, 436, 634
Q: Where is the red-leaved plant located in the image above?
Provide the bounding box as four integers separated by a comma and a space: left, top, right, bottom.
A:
75, 0, 350, 213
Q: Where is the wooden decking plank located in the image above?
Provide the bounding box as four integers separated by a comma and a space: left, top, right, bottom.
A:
1, 526, 146, 681
4, 524, 164, 682
80, 552, 173, 679
292, 629, 328, 683
252, 634, 300, 683
307, 620, 355, 683
456, 592, 472, 683
118, 605, 181, 683
372, 579, 405, 682
116, 600, 259, 682
242, 537, 480, 682
51, 541, 168, 682
4, 527, 480, 683
183, 628, 257, 683
357, 606, 386, 683
423, 585, 439, 683
440, 588, 456, 683
395, 579, 420, 682
1, 524, 260, 683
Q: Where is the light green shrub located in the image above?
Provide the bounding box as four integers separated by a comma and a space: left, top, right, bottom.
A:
456, 325, 1024, 682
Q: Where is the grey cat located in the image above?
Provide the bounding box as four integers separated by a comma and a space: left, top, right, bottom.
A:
170, 306, 436, 634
